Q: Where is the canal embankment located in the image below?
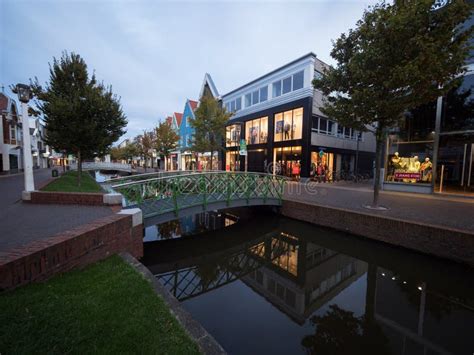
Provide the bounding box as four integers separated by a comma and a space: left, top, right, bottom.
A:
281, 198, 474, 267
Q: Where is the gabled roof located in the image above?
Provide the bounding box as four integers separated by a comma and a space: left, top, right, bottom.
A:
0, 92, 19, 120
188, 100, 198, 112
173, 112, 183, 127
198, 73, 220, 100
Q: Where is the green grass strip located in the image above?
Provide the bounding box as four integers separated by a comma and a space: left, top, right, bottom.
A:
0, 256, 200, 354
41, 171, 103, 193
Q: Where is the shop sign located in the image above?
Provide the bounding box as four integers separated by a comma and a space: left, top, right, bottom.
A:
395, 172, 421, 180
239, 139, 247, 156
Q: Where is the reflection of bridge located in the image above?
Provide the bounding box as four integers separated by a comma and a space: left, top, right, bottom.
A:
109, 171, 286, 224
70, 161, 132, 172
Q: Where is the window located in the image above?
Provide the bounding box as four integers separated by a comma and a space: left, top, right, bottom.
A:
252, 90, 259, 105
236, 97, 242, 111
344, 127, 351, 139
245, 93, 251, 107
273, 81, 282, 97
282, 77, 292, 94
292, 71, 304, 91
318, 118, 328, 134
327, 120, 335, 135
225, 102, 231, 112
245, 116, 268, 145
231, 100, 236, 112
226, 124, 241, 147
314, 71, 323, 80
260, 86, 268, 102
274, 107, 303, 142
337, 125, 344, 137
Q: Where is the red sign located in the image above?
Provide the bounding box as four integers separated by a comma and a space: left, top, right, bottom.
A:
395, 172, 421, 180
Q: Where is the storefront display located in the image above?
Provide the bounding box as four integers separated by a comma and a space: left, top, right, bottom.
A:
245, 117, 268, 145
273, 146, 302, 177
274, 108, 303, 142
386, 150, 433, 184
226, 151, 241, 171
226, 125, 241, 147
310, 151, 334, 181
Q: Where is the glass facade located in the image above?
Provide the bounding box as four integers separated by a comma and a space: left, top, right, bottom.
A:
273, 146, 302, 177
226, 124, 241, 147
245, 117, 268, 145
310, 151, 334, 181
274, 107, 303, 142
225, 151, 240, 172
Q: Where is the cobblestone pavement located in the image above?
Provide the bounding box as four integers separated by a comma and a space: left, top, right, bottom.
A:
284, 181, 474, 232
0, 169, 113, 252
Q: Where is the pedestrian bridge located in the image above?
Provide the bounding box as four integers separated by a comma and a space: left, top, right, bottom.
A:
108, 171, 286, 225
70, 161, 132, 173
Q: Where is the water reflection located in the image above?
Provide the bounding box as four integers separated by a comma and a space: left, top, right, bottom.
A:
143, 217, 474, 355
144, 211, 238, 242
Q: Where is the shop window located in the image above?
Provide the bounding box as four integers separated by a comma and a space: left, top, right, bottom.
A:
226, 124, 241, 147
273, 146, 302, 177
311, 151, 334, 181
226, 151, 240, 171
385, 135, 433, 185
274, 107, 303, 142
245, 116, 268, 145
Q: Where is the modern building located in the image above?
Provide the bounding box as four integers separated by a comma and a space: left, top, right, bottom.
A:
0, 92, 23, 173
210, 53, 376, 178
383, 3, 474, 195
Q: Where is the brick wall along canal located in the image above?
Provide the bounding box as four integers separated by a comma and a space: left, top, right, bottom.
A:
142, 209, 474, 355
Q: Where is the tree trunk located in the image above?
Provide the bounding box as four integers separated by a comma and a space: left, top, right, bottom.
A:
144, 156, 147, 172
372, 134, 384, 207
210, 151, 214, 171
77, 150, 82, 187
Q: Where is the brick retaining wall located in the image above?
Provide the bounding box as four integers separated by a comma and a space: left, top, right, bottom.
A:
0, 213, 143, 291
281, 200, 474, 267
27, 191, 105, 205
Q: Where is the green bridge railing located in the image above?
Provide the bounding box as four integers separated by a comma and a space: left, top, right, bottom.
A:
109, 171, 287, 219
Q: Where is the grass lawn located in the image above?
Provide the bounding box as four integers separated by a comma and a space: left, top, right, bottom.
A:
41, 170, 103, 193
0, 256, 200, 354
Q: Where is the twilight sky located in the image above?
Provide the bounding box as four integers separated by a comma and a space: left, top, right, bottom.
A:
1, 0, 378, 140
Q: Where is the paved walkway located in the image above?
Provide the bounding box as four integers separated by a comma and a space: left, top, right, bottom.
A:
0, 169, 113, 252
284, 181, 474, 232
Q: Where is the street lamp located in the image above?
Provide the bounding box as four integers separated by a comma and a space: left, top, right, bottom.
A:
14, 83, 35, 192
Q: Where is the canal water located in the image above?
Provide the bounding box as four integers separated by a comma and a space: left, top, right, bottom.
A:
143, 210, 474, 355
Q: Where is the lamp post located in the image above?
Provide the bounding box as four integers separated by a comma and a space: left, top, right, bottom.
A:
15, 84, 35, 192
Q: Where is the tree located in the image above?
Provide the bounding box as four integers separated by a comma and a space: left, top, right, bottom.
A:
110, 146, 124, 162
313, 0, 472, 207
190, 96, 231, 170
122, 142, 139, 164
154, 121, 179, 171
33, 52, 127, 186
134, 130, 154, 172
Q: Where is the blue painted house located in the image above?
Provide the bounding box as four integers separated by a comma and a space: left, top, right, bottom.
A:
178, 99, 198, 170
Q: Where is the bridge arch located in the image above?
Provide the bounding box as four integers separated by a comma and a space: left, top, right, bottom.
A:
109, 171, 286, 224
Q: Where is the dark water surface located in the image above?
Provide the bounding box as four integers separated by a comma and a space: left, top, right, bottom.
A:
142, 211, 474, 355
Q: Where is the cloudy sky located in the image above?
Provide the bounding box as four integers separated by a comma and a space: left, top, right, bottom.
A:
1, 0, 378, 140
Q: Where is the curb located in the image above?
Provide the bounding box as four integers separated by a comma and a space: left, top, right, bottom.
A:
119, 252, 227, 355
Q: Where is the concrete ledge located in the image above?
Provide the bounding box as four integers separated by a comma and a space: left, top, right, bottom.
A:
26, 191, 105, 206
103, 193, 123, 205
120, 252, 226, 355
21, 190, 32, 201
281, 199, 474, 268
118, 208, 143, 227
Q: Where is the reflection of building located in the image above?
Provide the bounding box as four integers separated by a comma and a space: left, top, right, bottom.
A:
215, 53, 376, 178
370, 266, 474, 355
243, 232, 367, 324
383, 4, 474, 195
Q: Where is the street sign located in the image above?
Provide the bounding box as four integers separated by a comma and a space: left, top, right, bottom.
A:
239, 139, 247, 156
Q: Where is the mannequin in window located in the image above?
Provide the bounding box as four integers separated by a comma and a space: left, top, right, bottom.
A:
390, 152, 401, 181
420, 157, 433, 182
284, 123, 291, 140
